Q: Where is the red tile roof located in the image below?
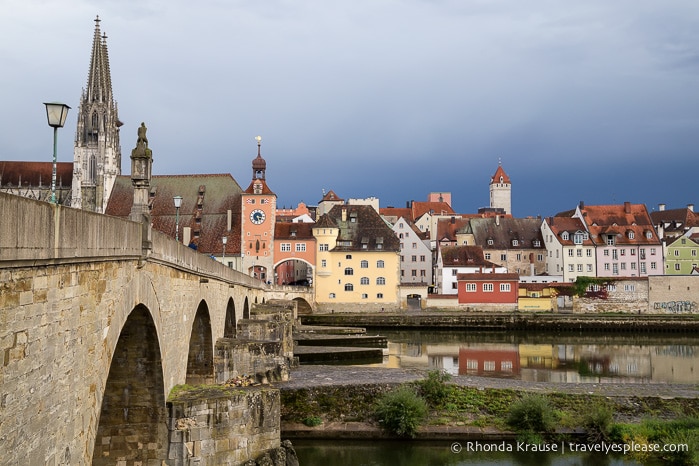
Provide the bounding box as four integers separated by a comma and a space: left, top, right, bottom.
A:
0, 161, 73, 187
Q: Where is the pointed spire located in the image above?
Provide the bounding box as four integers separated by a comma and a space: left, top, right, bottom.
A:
86, 15, 112, 104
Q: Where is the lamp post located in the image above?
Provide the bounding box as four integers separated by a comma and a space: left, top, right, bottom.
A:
222, 236, 227, 262
43, 102, 71, 204
173, 195, 183, 242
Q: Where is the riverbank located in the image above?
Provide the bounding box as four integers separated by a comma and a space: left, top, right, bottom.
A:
300, 311, 699, 332
280, 365, 699, 440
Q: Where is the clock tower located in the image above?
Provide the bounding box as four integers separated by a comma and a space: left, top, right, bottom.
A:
241, 136, 276, 282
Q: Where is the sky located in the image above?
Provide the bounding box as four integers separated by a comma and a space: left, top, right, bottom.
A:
2, 0, 699, 218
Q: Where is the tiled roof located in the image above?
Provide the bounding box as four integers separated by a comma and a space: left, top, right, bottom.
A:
546, 217, 594, 246
412, 201, 454, 219
469, 217, 545, 250
380, 207, 412, 221
436, 217, 470, 242
243, 178, 275, 195
326, 204, 400, 252
105, 174, 243, 254
314, 214, 338, 229
457, 272, 520, 281
490, 165, 511, 184
440, 245, 488, 267
0, 161, 73, 188
321, 190, 343, 202
274, 222, 315, 240
578, 203, 660, 245
650, 207, 698, 234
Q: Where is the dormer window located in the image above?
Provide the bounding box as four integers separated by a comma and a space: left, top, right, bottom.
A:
606, 235, 616, 246
573, 232, 583, 244
512, 239, 519, 246
628, 231, 635, 239
561, 232, 569, 241
645, 230, 653, 239
487, 238, 494, 245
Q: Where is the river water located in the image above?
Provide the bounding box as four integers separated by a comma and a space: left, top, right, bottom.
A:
361, 329, 699, 384
293, 329, 696, 464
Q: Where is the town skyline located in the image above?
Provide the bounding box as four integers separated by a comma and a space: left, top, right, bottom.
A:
2, 2, 698, 217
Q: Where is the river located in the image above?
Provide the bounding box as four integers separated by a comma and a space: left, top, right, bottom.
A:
358, 329, 699, 384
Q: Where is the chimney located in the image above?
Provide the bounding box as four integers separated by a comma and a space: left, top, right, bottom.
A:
451, 216, 455, 224
659, 203, 666, 212
227, 209, 232, 231
579, 201, 585, 209
688, 204, 695, 212
624, 201, 631, 214
549, 216, 554, 226
183, 227, 192, 246
496, 215, 500, 226
342, 207, 347, 222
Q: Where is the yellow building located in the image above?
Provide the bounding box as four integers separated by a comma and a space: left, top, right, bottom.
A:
313, 204, 400, 312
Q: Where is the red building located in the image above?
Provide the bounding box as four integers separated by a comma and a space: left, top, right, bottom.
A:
459, 348, 520, 376
457, 272, 519, 308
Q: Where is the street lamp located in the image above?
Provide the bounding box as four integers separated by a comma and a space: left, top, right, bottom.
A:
43, 102, 71, 204
173, 195, 183, 242
222, 236, 227, 262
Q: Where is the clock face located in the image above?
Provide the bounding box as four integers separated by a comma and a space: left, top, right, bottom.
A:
250, 209, 266, 225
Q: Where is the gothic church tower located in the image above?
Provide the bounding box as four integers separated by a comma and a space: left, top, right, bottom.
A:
489, 161, 512, 215
72, 16, 122, 213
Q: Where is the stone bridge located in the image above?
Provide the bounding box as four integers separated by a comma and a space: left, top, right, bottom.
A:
0, 192, 313, 464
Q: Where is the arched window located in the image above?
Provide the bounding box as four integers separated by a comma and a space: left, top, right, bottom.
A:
344, 267, 354, 275
376, 277, 386, 285
377, 260, 385, 268
360, 260, 369, 268
344, 283, 354, 291
360, 277, 369, 285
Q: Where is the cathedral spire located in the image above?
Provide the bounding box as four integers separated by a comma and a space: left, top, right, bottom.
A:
72, 16, 122, 213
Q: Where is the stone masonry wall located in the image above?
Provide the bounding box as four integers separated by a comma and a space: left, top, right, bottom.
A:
167, 387, 280, 465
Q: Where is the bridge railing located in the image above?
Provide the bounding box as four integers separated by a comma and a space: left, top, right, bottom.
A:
0, 192, 142, 265
149, 229, 265, 289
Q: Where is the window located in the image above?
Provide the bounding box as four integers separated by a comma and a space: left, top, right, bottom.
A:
568, 264, 574, 272
420, 270, 426, 277
577, 249, 583, 257
631, 262, 636, 270
329, 293, 336, 298
621, 263, 626, 270
537, 254, 544, 262
631, 249, 636, 256
411, 255, 417, 262
412, 242, 417, 249
420, 255, 426, 262
361, 277, 370, 285
377, 293, 384, 299
361, 260, 368, 268
612, 250, 618, 260
483, 283, 494, 292
674, 249, 680, 257
452, 282, 458, 290
577, 264, 583, 272
501, 361, 513, 371
500, 283, 511, 292
452, 269, 458, 276
344, 283, 354, 291
319, 243, 329, 251
568, 250, 574, 257
411, 270, 417, 277
484, 361, 495, 371
640, 262, 647, 274
645, 231, 653, 239
651, 262, 657, 270
620, 249, 626, 256
346, 254, 352, 259
675, 263, 681, 271
629, 231, 635, 239
573, 233, 583, 244
485, 253, 491, 260
587, 264, 593, 272
377, 260, 385, 268
500, 254, 506, 261
361, 293, 368, 299
604, 263, 610, 271
321, 259, 327, 267
613, 263, 619, 275
693, 250, 698, 257
280, 243, 291, 252
516, 253, 522, 261
295, 243, 306, 252
604, 250, 609, 256
512, 239, 519, 246
650, 248, 656, 256
466, 359, 478, 370
466, 283, 477, 292
533, 240, 541, 247
562, 232, 569, 241
587, 249, 593, 257
624, 284, 636, 292
344, 267, 354, 275
377, 277, 386, 285
487, 239, 494, 245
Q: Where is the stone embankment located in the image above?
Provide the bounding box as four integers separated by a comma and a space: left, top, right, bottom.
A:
280, 365, 699, 440
301, 311, 699, 332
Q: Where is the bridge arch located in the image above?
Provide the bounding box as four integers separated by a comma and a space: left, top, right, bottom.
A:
224, 297, 237, 338
273, 257, 314, 285
186, 300, 214, 385
243, 297, 250, 318
93, 304, 168, 463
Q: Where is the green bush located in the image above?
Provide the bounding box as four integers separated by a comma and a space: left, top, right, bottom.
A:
416, 370, 452, 407
374, 386, 428, 438
583, 402, 614, 442
506, 394, 557, 433
302, 416, 323, 427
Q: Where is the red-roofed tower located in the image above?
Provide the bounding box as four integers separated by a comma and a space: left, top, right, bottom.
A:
489, 161, 511, 215
241, 136, 276, 282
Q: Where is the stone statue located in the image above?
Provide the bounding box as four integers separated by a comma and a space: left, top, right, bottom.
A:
137, 122, 148, 147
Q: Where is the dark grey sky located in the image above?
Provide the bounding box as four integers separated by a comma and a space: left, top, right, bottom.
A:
2, 1, 698, 217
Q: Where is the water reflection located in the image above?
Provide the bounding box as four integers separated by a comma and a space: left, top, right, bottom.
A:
367, 330, 699, 384
293, 439, 641, 466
